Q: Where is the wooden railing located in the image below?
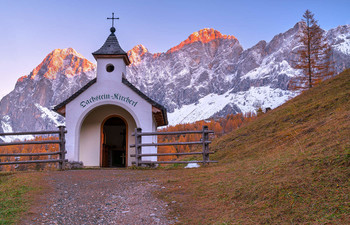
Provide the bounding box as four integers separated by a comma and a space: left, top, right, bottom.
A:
0, 126, 67, 170
130, 125, 218, 166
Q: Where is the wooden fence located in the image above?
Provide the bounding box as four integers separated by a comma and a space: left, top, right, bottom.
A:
130, 125, 218, 166
0, 126, 67, 170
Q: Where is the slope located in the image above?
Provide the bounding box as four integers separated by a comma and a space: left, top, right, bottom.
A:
158, 69, 350, 224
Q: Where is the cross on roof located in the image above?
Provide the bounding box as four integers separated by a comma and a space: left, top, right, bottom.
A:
107, 13, 119, 28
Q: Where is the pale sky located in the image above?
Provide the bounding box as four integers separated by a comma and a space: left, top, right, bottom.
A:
0, 0, 349, 99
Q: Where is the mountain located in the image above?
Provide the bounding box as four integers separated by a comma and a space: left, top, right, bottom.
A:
127, 24, 350, 124
0, 23, 350, 138
127, 28, 243, 113
0, 48, 95, 140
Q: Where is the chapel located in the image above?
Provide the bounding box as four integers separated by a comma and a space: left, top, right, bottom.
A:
53, 18, 168, 167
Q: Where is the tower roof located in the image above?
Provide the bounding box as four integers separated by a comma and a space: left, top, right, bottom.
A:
92, 27, 131, 65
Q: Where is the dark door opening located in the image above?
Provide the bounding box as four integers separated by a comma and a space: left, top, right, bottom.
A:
101, 117, 127, 167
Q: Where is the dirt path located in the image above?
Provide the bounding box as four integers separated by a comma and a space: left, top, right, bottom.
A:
21, 169, 174, 225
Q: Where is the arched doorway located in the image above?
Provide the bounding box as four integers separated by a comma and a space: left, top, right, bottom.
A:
79, 104, 137, 167
101, 116, 127, 167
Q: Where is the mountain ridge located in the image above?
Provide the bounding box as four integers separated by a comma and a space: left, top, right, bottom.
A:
128, 28, 237, 64
0, 23, 349, 136
0, 48, 96, 139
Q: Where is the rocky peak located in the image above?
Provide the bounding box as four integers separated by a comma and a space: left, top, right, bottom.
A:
166, 28, 237, 53
127, 44, 149, 65
28, 47, 95, 81
326, 24, 350, 42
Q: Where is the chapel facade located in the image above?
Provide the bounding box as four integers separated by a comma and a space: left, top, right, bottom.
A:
53, 25, 168, 167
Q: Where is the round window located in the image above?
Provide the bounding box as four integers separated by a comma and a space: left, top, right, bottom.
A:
106, 64, 115, 73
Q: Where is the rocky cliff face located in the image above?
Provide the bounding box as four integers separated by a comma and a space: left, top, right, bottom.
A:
0, 48, 95, 139
1, 23, 349, 138
127, 28, 243, 112
326, 24, 350, 72
127, 23, 350, 124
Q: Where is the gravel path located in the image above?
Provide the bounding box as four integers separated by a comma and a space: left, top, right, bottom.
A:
21, 169, 174, 225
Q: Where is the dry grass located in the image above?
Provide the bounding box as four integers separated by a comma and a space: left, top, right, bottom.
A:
0, 172, 44, 224
157, 69, 350, 224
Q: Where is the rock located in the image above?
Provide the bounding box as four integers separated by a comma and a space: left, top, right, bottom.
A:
66, 161, 84, 169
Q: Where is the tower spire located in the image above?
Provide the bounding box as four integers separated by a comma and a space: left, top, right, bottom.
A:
107, 12, 119, 33
92, 13, 130, 65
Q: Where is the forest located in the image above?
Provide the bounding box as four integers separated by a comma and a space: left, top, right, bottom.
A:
157, 112, 256, 161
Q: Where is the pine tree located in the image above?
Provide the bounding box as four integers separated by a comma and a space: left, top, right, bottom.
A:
290, 10, 334, 90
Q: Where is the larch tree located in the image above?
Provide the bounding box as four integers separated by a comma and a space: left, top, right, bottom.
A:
290, 10, 334, 90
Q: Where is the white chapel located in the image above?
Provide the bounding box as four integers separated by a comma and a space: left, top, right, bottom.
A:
53, 21, 168, 167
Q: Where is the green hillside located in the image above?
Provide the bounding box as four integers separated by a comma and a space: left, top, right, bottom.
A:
159, 69, 350, 224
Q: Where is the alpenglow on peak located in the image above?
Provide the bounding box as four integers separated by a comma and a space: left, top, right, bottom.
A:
167, 28, 237, 53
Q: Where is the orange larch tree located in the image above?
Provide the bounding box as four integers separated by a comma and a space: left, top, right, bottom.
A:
290, 9, 334, 90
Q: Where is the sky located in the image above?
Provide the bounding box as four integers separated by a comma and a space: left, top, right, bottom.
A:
0, 0, 349, 99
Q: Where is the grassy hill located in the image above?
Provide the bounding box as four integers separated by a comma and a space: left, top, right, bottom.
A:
158, 69, 350, 224
1, 70, 349, 224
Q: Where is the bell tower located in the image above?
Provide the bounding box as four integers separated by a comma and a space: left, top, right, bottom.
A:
92, 13, 130, 84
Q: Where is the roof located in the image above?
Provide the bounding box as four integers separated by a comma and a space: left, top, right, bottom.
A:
53, 78, 97, 113
92, 28, 131, 65
53, 77, 168, 126
121, 78, 168, 126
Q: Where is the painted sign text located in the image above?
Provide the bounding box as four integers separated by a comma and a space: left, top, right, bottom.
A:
80, 93, 138, 108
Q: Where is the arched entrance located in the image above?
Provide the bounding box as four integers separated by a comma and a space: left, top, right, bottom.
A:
79, 104, 137, 167
101, 116, 127, 167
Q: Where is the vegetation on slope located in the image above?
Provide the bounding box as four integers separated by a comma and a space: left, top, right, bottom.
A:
157, 113, 256, 161
0, 136, 59, 172
158, 69, 350, 224
0, 172, 42, 224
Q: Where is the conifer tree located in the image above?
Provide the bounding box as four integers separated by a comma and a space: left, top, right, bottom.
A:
290, 10, 334, 90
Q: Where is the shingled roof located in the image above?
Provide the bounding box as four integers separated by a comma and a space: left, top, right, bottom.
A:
53, 77, 168, 127
53, 78, 97, 113
92, 28, 131, 65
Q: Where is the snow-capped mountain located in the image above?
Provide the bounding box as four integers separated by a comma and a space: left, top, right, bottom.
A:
326, 24, 350, 72
127, 23, 350, 124
0, 48, 96, 141
127, 28, 243, 113
0, 23, 349, 138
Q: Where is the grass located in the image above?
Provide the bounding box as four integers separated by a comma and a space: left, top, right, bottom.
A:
156, 69, 350, 224
0, 172, 43, 225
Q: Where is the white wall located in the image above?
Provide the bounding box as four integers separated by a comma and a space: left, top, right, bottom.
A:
64, 57, 158, 166
79, 104, 136, 166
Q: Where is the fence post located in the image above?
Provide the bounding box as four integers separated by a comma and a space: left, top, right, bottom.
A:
58, 126, 66, 170
135, 128, 142, 167
202, 126, 209, 165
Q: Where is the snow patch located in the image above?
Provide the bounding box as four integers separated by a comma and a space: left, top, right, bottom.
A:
168, 86, 298, 125
35, 104, 65, 127
333, 33, 350, 55
185, 163, 200, 168
241, 59, 298, 80
0, 116, 34, 142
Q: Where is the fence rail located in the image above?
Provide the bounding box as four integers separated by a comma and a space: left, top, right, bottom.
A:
0, 126, 67, 170
130, 125, 218, 166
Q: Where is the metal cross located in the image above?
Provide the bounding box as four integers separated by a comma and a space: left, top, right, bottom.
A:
120, 153, 125, 165
107, 12, 119, 27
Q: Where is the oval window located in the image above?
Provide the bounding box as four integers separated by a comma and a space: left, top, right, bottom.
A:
106, 64, 115, 73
